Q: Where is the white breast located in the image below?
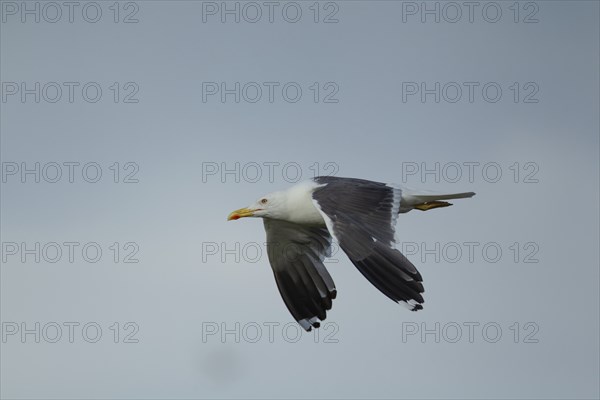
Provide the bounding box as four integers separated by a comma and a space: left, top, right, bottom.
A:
283, 181, 326, 226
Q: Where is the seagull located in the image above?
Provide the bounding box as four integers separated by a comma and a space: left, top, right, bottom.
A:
227, 176, 475, 331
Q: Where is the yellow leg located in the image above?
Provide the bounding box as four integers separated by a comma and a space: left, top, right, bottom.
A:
414, 201, 453, 211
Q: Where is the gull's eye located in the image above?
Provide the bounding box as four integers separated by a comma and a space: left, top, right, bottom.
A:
260, 198, 268, 205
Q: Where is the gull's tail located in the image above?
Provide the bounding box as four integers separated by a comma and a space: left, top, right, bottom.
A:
399, 189, 475, 213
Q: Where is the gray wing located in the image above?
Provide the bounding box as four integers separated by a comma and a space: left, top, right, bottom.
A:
312, 176, 424, 310
263, 218, 337, 331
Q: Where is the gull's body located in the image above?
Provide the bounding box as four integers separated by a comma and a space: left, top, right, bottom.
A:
275, 180, 326, 225
228, 176, 475, 331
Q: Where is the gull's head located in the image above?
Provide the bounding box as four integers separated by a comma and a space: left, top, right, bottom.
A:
227, 191, 287, 221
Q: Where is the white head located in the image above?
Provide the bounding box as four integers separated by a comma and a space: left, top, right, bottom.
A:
227, 191, 288, 221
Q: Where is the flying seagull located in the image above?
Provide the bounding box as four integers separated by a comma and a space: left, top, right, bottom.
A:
227, 176, 475, 331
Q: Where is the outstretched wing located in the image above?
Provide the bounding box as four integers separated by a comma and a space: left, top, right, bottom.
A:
263, 218, 337, 331
312, 176, 425, 310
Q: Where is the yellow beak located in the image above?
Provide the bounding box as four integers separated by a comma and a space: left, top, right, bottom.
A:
227, 207, 255, 221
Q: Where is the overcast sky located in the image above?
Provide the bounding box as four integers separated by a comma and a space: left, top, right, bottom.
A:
1, 1, 599, 399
